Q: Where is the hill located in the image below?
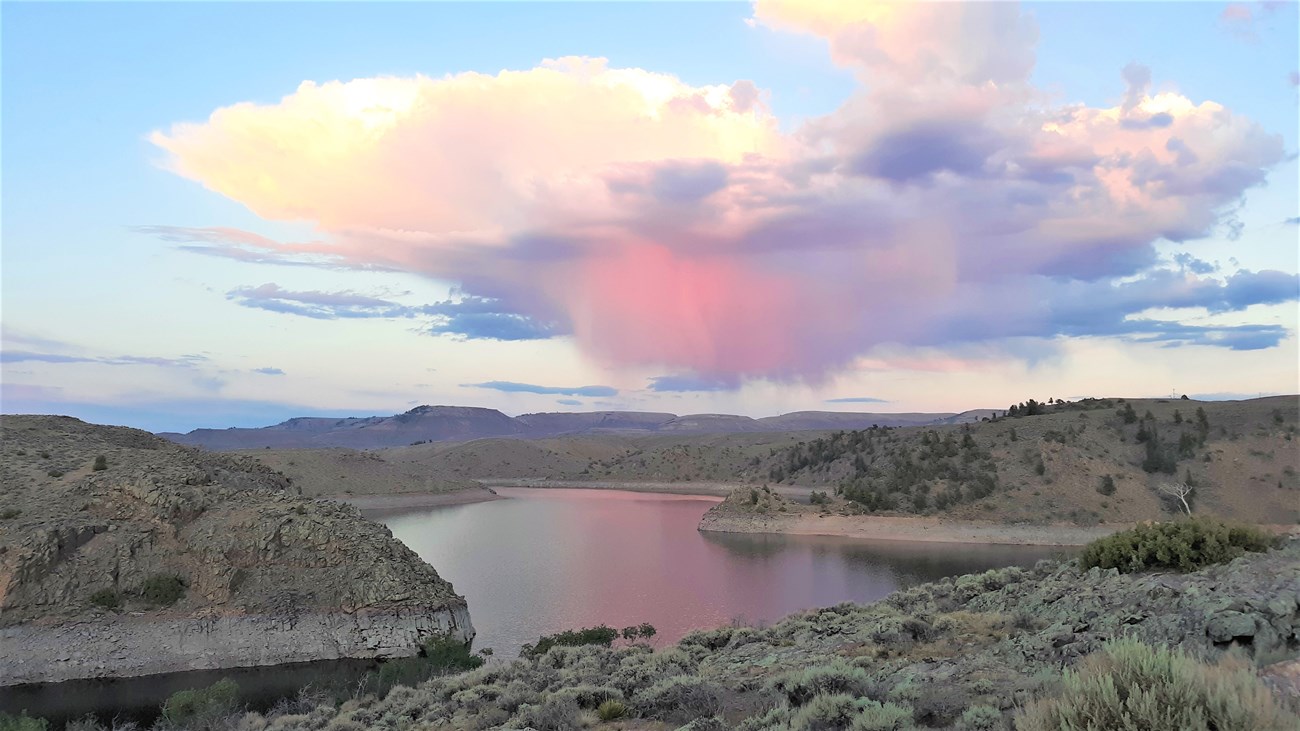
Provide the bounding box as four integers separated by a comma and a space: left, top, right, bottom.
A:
231, 447, 487, 500
0, 415, 473, 685
159, 406, 994, 450
388, 396, 1298, 529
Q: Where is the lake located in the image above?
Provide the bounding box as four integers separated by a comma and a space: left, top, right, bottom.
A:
1, 487, 1071, 723
377, 488, 1071, 656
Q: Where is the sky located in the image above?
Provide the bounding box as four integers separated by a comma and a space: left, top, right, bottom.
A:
2, 1, 1298, 433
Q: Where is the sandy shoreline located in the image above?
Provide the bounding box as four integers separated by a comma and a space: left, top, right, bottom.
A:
698, 511, 1126, 546
476, 478, 806, 499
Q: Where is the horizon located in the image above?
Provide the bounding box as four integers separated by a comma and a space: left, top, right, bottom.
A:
8, 391, 1296, 435
3, 1, 1298, 433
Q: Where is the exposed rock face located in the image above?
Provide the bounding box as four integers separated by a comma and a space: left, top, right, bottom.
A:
0, 415, 473, 685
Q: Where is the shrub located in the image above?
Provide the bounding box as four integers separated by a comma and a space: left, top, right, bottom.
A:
771, 662, 872, 706
1016, 640, 1298, 731
958, 704, 1003, 730
1096, 475, 1116, 496
633, 675, 722, 723
92, 455, 107, 471
89, 589, 121, 611
423, 634, 484, 672
46, 469, 64, 478
851, 701, 915, 731
140, 574, 187, 606
790, 693, 863, 730
513, 696, 581, 731
0, 508, 19, 520
596, 699, 627, 721
161, 678, 239, 723
0, 714, 47, 731
521, 625, 619, 657
1078, 518, 1278, 573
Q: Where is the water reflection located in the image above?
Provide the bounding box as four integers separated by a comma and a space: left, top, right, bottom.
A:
381, 488, 1071, 655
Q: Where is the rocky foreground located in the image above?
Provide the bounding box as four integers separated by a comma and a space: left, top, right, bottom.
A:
0, 416, 473, 686
160, 540, 1299, 730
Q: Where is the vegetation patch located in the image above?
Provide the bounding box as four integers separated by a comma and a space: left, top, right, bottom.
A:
521, 624, 620, 657
161, 678, 240, 724
1079, 518, 1278, 573
140, 574, 187, 606
89, 588, 121, 611
1017, 639, 1298, 731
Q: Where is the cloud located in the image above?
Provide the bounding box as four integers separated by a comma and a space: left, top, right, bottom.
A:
0, 350, 207, 368
825, 396, 889, 404
253, 367, 285, 375
132, 225, 376, 270
226, 283, 416, 319
1219, 1, 1286, 42
646, 374, 737, 392
149, 3, 1294, 382
461, 381, 618, 397
556, 398, 583, 406
422, 296, 560, 341
1172, 253, 1218, 275
1285, 217, 1300, 226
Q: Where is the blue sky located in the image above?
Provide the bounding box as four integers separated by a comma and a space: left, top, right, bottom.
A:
2, 1, 1297, 432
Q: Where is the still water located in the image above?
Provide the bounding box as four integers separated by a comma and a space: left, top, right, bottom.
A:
378, 488, 1071, 656
2, 487, 1071, 723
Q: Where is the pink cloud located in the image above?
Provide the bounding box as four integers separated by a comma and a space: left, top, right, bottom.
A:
148, 3, 1292, 383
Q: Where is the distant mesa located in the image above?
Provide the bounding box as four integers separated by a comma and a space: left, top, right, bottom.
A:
158, 405, 999, 450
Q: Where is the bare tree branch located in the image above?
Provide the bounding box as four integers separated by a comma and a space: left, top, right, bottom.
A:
1158, 481, 1194, 516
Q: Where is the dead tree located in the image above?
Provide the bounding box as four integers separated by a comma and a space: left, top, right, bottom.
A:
1158, 481, 1194, 516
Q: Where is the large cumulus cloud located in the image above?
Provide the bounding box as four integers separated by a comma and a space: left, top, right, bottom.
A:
148, 1, 1294, 383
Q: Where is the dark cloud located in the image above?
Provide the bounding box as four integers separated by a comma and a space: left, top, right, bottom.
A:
851, 120, 996, 182
556, 398, 583, 406
253, 367, 286, 376
462, 381, 618, 397
825, 397, 890, 404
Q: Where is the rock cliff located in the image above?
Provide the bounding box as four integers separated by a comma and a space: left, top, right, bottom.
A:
0, 415, 473, 685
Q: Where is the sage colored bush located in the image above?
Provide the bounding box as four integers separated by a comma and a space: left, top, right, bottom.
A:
161, 678, 239, 723
633, 674, 722, 723
769, 661, 872, 706
1016, 640, 1298, 731
92, 455, 107, 471
1079, 517, 1278, 573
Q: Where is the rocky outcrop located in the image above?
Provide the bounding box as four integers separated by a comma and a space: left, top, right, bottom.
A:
0, 605, 473, 685
0, 415, 473, 685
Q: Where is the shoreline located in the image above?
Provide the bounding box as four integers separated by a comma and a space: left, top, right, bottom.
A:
476, 478, 773, 499
324, 487, 503, 511
698, 511, 1126, 546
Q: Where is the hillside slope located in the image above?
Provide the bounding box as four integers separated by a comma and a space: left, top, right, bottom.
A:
395, 396, 1298, 527
159, 406, 995, 450
0, 416, 473, 685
